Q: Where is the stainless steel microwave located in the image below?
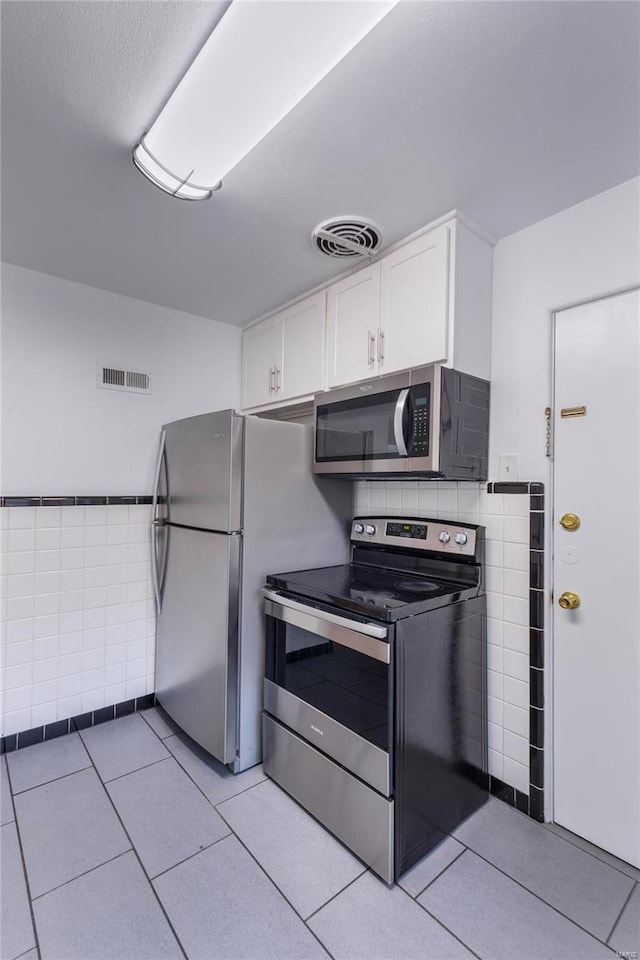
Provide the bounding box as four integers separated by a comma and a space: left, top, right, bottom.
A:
313, 365, 489, 480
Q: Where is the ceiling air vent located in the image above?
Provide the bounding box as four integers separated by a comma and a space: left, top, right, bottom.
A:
97, 365, 152, 394
312, 217, 383, 260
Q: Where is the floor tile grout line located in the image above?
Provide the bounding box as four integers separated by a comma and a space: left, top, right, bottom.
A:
210, 772, 269, 807
407, 845, 468, 901
97, 716, 337, 960
212, 804, 338, 959
136, 728, 339, 950
149, 831, 233, 882
102, 753, 172, 786
156, 736, 543, 958
543, 822, 640, 883
85, 745, 190, 960
9, 762, 93, 798
77, 719, 172, 784
138, 708, 179, 740
461, 844, 627, 947
303, 867, 370, 924
412, 894, 485, 960
4, 757, 42, 960
605, 879, 637, 946
13, 718, 629, 959
163, 733, 268, 812
30, 849, 133, 902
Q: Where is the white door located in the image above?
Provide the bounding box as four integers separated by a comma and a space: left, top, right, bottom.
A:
553, 288, 640, 868
379, 224, 449, 375
326, 263, 380, 387
280, 292, 325, 401
242, 316, 283, 409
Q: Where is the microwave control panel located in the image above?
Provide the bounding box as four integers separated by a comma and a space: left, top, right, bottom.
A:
410, 395, 429, 455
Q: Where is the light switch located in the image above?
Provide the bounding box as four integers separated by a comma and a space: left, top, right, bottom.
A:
499, 454, 519, 481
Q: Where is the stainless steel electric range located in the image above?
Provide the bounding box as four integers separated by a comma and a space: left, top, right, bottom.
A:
262, 516, 488, 883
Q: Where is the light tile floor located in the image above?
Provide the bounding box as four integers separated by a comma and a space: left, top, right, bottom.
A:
1, 708, 638, 960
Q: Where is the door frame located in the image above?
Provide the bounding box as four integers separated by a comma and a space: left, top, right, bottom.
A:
548, 282, 640, 825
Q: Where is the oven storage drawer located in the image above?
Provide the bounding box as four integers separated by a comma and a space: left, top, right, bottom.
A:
264, 679, 391, 795
263, 713, 394, 883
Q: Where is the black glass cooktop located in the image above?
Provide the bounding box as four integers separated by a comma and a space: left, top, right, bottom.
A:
266, 563, 479, 622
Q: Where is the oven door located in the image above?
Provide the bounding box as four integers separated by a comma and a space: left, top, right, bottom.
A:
263, 589, 393, 796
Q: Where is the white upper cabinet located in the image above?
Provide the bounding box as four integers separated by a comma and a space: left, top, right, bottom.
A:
242, 214, 493, 410
325, 263, 380, 388
242, 314, 282, 409
242, 291, 325, 410
279, 292, 325, 401
378, 223, 449, 375
324, 217, 492, 388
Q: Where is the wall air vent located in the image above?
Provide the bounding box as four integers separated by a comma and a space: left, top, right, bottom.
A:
312, 216, 383, 260
97, 365, 152, 394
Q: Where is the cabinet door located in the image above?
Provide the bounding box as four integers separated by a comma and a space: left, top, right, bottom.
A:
280, 292, 325, 401
326, 263, 380, 388
379, 224, 449, 375
242, 316, 282, 409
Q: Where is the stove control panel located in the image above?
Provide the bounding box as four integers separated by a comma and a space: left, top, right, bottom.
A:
351, 516, 479, 557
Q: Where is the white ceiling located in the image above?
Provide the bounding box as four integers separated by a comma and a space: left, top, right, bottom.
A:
2, 1, 639, 327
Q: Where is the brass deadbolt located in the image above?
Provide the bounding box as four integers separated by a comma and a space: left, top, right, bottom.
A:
559, 513, 581, 531
558, 591, 581, 610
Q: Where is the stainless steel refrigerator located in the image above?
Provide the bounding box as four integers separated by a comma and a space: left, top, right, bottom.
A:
151, 409, 351, 772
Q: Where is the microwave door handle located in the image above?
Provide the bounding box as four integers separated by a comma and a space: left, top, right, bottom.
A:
393, 388, 410, 456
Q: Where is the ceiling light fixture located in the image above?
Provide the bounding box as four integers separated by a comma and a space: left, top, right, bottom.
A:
133, 0, 397, 201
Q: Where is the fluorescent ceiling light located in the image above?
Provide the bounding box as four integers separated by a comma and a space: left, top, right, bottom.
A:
133, 0, 397, 200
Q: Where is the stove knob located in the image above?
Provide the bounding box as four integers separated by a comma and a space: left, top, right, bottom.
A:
454, 532, 468, 546
353, 522, 364, 534
439, 531, 451, 544
365, 524, 376, 535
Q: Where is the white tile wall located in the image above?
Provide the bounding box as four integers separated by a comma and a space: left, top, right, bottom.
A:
354, 480, 531, 794
1, 504, 155, 736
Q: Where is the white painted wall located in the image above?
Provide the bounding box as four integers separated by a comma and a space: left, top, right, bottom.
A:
1, 264, 242, 737
1, 264, 242, 495
491, 175, 640, 817
490, 176, 640, 482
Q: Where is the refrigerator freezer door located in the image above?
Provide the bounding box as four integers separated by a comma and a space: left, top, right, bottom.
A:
163, 410, 243, 532
155, 524, 240, 764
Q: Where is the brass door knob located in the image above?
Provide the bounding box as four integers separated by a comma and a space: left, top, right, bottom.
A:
559, 513, 581, 531
558, 591, 581, 610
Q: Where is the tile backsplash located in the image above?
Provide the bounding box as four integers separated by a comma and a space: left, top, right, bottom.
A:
354, 480, 535, 802
1, 503, 155, 736
2, 481, 545, 819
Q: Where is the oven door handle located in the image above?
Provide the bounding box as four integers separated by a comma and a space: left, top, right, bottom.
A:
263, 589, 390, 664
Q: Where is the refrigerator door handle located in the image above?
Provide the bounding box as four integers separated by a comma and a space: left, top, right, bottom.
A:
151, 429, 166, 615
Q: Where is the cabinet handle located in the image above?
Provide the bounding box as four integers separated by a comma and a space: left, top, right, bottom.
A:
368, 331, 376, 366
274, 367, 281, 391
268, 367, 275, 392
378, 329, 385, 363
